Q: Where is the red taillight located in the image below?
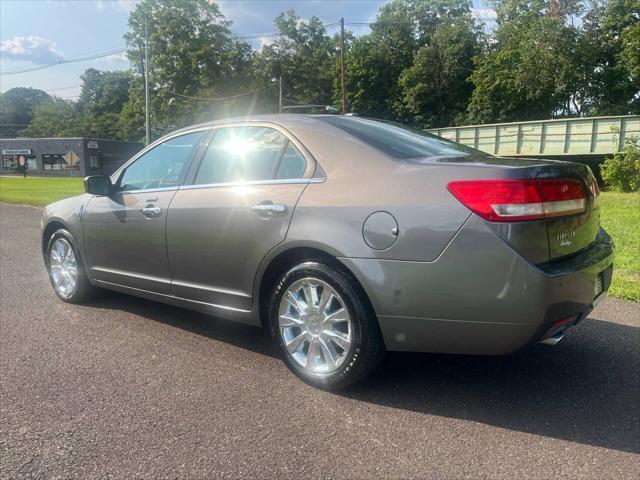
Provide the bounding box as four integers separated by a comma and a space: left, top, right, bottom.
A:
447, 179, 586, 222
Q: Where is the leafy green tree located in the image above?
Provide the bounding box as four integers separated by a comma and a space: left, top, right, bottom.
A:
78, 68, 131, 116
0, 88, 51, 138
75, 68, 132, 139
21, 99, 87, 137
255, 11, 337, 107
468, 0, 583, 123
600, 136, 640, 192
596, 0, 640, 114
123, 0, 253, 137
116, 79, 146, 142
397, 15, 479, 127
335, 35, 388, 117
339, 0, 479, 121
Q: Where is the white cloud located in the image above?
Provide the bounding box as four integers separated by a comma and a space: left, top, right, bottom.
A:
93, 0, 139, 14
0, 36, 64, 64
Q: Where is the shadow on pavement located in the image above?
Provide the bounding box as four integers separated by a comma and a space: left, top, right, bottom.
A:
345, 317, 640, 454
88, 291, 639, 454
86, 290, 277, 358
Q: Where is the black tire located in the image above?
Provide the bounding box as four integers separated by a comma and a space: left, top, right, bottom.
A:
268, 260, 385, 390
46, 228, 96, 303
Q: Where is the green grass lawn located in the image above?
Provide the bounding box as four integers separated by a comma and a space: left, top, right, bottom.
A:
0, 176, 83, 207
1, 175, 638, 300
598, 191, 640, 301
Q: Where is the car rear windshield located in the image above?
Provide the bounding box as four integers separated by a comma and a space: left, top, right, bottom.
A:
318, 116, 484, 160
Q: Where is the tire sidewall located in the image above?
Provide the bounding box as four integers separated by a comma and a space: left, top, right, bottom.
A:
268, 261, 367, 389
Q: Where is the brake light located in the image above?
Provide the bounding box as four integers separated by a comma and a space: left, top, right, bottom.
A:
447, 179, 586, 222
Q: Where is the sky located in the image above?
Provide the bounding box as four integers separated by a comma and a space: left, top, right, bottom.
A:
0, 0, 496, 99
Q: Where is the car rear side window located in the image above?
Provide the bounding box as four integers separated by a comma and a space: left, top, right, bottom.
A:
275, 142, 306, 179
318, 116, 481, 160
195, 126, 289, 184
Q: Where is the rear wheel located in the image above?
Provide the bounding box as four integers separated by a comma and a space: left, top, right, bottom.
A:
269, 261, 385, 390
46, 229, 95, 303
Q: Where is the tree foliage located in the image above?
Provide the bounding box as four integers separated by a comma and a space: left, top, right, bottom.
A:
0, 88, 51, 138
123, 0, 254, 134
397, 13, 479, 127
256, 11, 337, 107
601, 137, 640, 192
21, 99, 86, 138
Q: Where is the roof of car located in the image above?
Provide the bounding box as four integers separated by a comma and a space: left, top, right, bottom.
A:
173, 114, 350, 133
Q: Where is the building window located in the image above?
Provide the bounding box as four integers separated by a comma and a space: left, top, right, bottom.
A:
2, 155, 17, 170
89, 154, 99, 169
42, 154, 66, 170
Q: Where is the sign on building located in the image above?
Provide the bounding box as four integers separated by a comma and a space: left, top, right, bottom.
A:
2, 149, 32, 155
63, 150, 80, 170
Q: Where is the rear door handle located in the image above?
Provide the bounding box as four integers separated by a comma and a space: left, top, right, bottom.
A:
141, 205, 162, 218
251, 202, 287, 217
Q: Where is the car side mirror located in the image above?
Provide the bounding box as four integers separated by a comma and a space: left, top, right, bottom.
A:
84, 175, 113, 196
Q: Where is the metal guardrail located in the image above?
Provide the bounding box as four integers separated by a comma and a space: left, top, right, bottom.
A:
427, 115, 640, 157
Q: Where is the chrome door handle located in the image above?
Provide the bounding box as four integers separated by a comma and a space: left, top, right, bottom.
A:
141, 205, 162, 218
251, 202, 287, 217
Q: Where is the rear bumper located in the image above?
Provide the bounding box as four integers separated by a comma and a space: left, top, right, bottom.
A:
339, 217, 614, 355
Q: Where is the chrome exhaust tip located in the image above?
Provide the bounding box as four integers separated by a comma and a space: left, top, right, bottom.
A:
539, 333, 565, 346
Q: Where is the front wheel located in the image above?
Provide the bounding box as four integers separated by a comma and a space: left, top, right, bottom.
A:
268, 261, 385, 390
46, 229, 96, 303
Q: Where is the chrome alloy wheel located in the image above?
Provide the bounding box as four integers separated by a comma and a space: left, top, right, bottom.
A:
49, 238, 78, 299
278, 277, 353, 374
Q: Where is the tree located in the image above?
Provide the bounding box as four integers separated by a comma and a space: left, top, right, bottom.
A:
74, 68, 132, 139
20, 99, 86, 138
123, 0, 253, 137
255, 11, 337, 108
396, 11, 480, 127
0, 88, 51, 138
336, 35, 395, 117
78, 68, 131, 116
596, 0, 640, 114
569, 0, 640, 117
467, 0, 585, 122
116, 79, 146, 142
339, 0, 480, 121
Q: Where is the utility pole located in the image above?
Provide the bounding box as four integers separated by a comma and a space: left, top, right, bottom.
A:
278, 76, 283, 114
340, 17, 347, 115
144, 15, 150, 145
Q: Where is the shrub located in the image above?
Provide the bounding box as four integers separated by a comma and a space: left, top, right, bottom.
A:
600, 137, 640, 192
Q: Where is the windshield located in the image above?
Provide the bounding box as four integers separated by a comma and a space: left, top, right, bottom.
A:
318, 116, 486, 160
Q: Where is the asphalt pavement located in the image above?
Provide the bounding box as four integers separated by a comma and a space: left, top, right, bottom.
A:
1, 202, 639, 479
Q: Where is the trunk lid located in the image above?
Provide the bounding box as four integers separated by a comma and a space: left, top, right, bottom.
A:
439, 155, 600, 263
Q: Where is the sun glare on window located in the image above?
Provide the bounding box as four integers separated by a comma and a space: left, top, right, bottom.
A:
224, 135, 256, 157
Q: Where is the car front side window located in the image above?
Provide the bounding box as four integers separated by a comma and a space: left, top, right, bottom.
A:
119, 131, 204, 192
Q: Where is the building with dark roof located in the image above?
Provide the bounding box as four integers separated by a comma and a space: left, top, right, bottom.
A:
0, 137, 142, 177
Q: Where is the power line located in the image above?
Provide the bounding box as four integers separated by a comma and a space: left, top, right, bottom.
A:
165, 84, 275, 102
1, 47, 126, 75
46, 85, 82, 92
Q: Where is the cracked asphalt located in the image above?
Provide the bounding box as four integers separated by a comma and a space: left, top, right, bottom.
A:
1, 202, 639, 479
